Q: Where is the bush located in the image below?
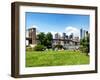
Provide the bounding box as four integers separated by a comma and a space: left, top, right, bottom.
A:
80, 45, 89, 53
26, 47, 33, 51
54, 45, 63, 49
34, 45, 46, 51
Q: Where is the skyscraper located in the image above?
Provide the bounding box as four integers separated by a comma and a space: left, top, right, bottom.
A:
83, 30, 86, 38
80, 28, 83, 39
66, 35, 68, 39
86, 31, 89, 37
63, 33, 66, 39
55, 33, 60, 39
69, 33, 73, 39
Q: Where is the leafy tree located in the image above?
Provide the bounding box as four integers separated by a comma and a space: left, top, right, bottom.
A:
37, 32, 46, 45
37, 32, 53, 49
45, 32, 53, 48
80, 34, 90, 56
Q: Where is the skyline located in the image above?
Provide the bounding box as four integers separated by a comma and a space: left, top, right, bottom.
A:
26, 12, 90, 37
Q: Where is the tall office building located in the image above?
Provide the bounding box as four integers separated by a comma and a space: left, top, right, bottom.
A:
86, 31, 88, 35
80, 28, 83, 39
66, 35, 68, 39
63, 33, 66, 39
83, 30, 86, 38
69, 33, 73, 39
80, 28, 89, 39
55, 33, 60, 39
86, 31, 89, 37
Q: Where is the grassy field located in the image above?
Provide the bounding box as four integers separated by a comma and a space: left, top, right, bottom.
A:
26, 50, 89, 67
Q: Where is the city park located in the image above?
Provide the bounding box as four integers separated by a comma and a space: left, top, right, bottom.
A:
26, 30, 90, 67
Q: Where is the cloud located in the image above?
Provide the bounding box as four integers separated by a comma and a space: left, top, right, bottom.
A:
65, 26, 80, 37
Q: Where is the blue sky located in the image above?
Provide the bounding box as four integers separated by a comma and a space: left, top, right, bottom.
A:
26, 12, 90, 37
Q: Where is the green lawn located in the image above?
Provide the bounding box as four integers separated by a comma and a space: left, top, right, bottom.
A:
26, 50, 89, 67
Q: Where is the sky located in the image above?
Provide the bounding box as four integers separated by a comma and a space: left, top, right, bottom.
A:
25, 12, 90, 37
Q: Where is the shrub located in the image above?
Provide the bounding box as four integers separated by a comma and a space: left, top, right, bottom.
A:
34, 45, 46, 51
80, 45, 89, 53
26, 47, 33, 51
54, 45, 63, 49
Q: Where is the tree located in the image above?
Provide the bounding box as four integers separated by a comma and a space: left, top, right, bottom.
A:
80, 34, 90, 56
37, 32, 53, 49
37, 32, 46, 45
45, 32, 53, 48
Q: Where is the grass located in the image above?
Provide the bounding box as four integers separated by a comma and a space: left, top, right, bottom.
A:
26, 50, 89, 67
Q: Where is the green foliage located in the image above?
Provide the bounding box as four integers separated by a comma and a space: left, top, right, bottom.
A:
37, 32, 46, 45
80, 34, 90, 55
45, 32, 53, 48
37, 32, 53, 49
26, 47, 33, 51
26, 50, 89, 67
34, 45, 46, 51
54, 44, 63, 49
